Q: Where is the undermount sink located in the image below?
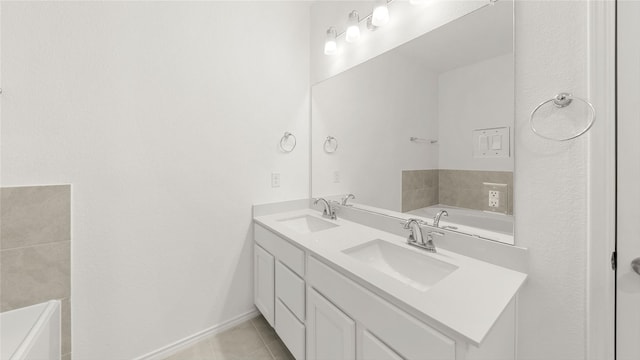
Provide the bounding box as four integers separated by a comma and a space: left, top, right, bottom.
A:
278, 215, 338, 234
343, 239, 458, 291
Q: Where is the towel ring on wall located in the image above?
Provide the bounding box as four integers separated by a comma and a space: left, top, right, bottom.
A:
324, 136, 338, 153
530, 92, 596, 141
279, 132, 297, 153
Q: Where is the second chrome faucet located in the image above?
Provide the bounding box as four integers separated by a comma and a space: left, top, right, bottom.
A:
314, 198, 337, 220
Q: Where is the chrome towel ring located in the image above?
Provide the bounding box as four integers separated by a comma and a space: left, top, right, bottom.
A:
279, 132, 296, 153
324, 136, 338, 153
530, 92, 596, 141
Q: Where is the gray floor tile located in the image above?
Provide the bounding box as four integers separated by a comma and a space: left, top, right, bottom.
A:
164, 340, 215, 360
251, 315, 278, 344
266, 338, 295, 360
209, 321, 267, 359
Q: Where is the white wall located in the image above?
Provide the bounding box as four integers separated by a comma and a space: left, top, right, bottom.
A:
438, 53, 514, 171
0, 2, 310, 359
312, 52, 438, 211
311, 1, 593, 359
513, 1, 588, 359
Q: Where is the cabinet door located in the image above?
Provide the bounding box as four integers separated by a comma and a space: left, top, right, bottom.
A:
254, 244, 275, 326
359, 329, 403, 360
307, 287, 355, 360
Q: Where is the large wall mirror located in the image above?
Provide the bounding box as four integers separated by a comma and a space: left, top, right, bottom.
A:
311, 0, 515, 244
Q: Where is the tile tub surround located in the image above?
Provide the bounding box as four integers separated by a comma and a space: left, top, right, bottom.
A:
402, 169, 513, 215
0, 185, 72, 359
163, 315, 294, 360
401, 170, 439, 212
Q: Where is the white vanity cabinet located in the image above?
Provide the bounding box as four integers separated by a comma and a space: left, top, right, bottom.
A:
254, 221, 517, 360
306, 256, 456, 360
358, 329, 403, 360
254, 224, 307, 359
306, 286, 356, 360
254, 244, 275, 326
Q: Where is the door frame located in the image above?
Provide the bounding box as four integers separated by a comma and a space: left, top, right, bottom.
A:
586, 0, 616, 359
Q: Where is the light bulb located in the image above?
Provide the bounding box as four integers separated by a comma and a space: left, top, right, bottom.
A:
324, 27, 337, 55
372, 0, 390, 27
345, 10, 360, 43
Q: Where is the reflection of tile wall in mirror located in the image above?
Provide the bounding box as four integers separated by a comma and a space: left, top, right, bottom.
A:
438, 170, 513, 215
401, 170, 439, 212
401, 170, 513, 215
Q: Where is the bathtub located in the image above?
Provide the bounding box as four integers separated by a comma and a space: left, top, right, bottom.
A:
1, 300, 61, 360
408, 204, 514, 244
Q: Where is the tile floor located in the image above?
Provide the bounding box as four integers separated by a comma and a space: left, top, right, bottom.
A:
164, 315, 295, 360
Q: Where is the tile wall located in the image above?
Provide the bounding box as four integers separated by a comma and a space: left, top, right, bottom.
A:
1, 185, 72, 360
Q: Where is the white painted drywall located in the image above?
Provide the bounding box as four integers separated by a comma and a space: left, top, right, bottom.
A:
0, 2, 310, 359
438, 53, 514, 171
311, 0, 592, 359
312, 52, 438, 211
513, 1, 588, 359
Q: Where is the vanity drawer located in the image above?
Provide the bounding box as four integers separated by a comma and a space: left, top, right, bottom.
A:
307, 256, 455, 360
276, 260, 305, 321
276, 299, 306, 360
255, 224, 305, 276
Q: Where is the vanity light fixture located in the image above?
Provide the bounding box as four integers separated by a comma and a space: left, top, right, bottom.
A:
323, 1, 398, 56
345, 10, 361, 43
372, 0, 390, 27
366, 17, 378, 32
324, 27, 338, 55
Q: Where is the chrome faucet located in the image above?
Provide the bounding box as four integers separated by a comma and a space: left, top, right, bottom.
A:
314, 198, 337, 220
403, 218, 425, 245
341, 194, 356, 206
403, 218, 443, 253
433, 210, 448, 228
422, 230, 444, 253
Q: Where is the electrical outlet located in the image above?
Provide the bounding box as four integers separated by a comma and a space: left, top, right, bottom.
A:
484, 182, 508, 214
488, 190, 500, 207
271, 173, 280, 188
333, 170, 340, 183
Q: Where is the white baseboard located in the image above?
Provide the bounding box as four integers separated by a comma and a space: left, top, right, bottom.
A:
134, 308, 260, 360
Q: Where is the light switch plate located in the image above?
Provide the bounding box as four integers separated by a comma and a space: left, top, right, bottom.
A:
473, 127, 510, 158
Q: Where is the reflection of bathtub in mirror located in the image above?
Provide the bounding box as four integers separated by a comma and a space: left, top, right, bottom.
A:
408, 205, 514, 245
321, 194, 514, 244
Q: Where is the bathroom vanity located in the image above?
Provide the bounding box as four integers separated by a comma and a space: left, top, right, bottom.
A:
253, 201, 527, 360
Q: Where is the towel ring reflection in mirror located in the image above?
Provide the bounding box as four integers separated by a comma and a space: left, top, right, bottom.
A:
324, 136, 338, 153
530, 92, 596, 141
279, 132, 297, 153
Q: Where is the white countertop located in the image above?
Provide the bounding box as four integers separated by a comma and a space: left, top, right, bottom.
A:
254, 208, 527, 346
